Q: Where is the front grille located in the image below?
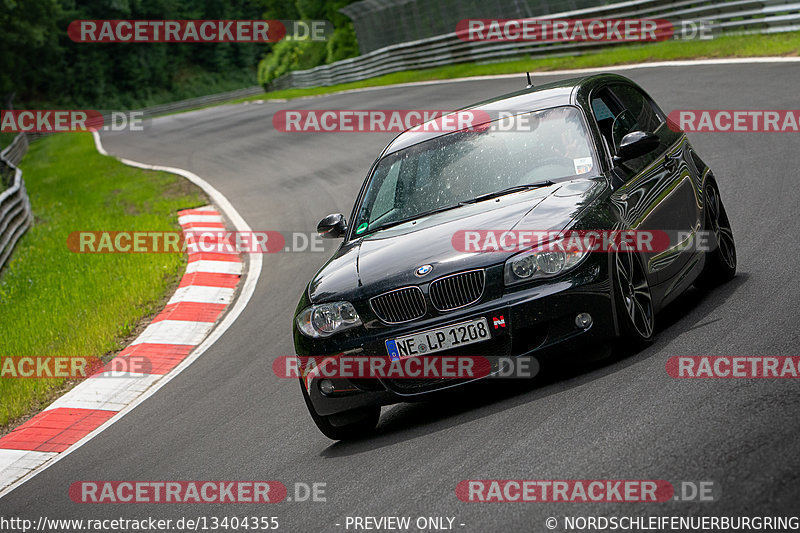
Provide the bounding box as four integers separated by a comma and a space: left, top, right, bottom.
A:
370, 286, 426, 324
429, 269, 485, 311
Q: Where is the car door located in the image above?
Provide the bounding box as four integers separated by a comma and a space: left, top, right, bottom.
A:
591, 83, 696, 286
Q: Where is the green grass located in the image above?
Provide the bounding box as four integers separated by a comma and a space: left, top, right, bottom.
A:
0, 133, 206, 427
241, 32, 800, 101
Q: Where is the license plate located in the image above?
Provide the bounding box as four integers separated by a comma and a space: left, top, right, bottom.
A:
385, 318, 491, 360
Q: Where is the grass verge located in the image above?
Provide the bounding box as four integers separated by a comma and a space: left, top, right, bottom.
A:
0, 133, 206, 428
243, 32, 800, 101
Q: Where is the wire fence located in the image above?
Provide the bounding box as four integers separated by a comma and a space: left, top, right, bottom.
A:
271, 0, 800, 90
0, 133, 33, 272
342, 0, 637, 53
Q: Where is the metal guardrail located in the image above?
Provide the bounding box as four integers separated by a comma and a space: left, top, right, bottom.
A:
134, 86, 265, 118
270, 0, 800, 90
0, 83, 266, 273
0, 133, 33, 272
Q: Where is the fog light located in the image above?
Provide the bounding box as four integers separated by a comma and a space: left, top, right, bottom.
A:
575, 312, 593, 330
319, 379, 335, 396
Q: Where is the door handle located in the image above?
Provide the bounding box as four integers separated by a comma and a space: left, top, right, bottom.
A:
663, 154, 681, 172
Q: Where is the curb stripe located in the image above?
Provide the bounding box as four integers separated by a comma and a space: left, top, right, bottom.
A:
0, 451, 57, 487
130, 319, 215, 346
0, 204, 246, 488
44, 374, 163, 412
152, 302, 227, 323
182, 221, 225, 229
0, 132, 262, 500
186, 260, 243, 275
0, 409, 117, 453
167, 285, 235, 305
177, 208, 221, 216
187, 252, 241, 263
113, 343, 195, 375
178, 272, 240, 288
178, 214, 223, 225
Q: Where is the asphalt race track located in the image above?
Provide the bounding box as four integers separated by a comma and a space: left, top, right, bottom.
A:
2, 63, 799, 531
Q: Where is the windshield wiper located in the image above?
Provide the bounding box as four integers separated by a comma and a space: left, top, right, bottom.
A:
363, 204, 465, 235
360, 181, 555, 236
459, 181, 554, 205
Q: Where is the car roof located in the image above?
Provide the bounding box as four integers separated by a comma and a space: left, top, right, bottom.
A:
383, 73, 629, 155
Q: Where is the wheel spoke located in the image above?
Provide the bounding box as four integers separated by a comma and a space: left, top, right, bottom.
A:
718, 227, 736, 267
624, 251, 634, 275
707, 187, 719, 222
617, 249, 654, 339
634, 298, 653, 337
634, 288, 652, 304
616, 255, 630, 287
625, 295, 635, 316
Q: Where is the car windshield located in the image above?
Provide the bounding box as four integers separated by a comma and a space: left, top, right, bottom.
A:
352, 106, 595, 236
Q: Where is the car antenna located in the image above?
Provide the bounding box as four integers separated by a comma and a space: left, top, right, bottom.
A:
526, 72, 534, 88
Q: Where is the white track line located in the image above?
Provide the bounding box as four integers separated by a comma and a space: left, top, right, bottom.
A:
0, 132, 262, 500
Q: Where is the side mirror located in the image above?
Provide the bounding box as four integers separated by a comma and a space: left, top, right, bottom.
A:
613, 131, 660, 164
317, 213, 348, 239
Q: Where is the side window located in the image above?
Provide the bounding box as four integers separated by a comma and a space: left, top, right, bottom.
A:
591, 85, 665, 155
609, 84, 664, 142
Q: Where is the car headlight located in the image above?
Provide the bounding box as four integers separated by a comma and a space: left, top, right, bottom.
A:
504, 238, 589, 285
296, 301, 362, 338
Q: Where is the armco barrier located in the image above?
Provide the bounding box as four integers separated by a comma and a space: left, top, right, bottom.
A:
269, 0, 800, 90
135, 86, 264, 117
0, 133, 33, 271
0, 83, 264, 272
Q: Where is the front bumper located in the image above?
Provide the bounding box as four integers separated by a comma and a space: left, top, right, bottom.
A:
297, 254, 616, 416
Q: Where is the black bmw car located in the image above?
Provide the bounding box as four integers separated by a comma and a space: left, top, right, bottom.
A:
293, 73, 736, 440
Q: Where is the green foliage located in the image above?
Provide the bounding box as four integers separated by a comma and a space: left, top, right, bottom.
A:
0, 0, 272, 108
247, 31, 800, 101
257, 0, 360, 87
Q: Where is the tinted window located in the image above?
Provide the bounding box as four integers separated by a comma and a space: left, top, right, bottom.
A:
610, 84, 664, 143
592, 85, 664, 154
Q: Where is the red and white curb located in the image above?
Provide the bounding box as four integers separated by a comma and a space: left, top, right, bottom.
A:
0, 132, 262, 498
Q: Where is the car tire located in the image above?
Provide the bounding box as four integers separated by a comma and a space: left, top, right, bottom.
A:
613, 249, 655, 348
695, 181, 737, 290
299, 378, 380, 441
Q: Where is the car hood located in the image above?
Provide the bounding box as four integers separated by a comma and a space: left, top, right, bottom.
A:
308, 178, 605, 302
